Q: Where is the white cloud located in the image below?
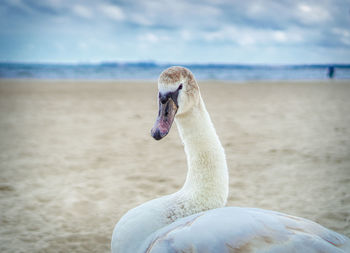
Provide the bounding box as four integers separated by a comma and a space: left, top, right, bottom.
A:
333, 28, 350, 45
5, 0, 33, 13
273, 31, 288, 42
127, 0, 221, 29
1, 0, 349, 64
247, 2, 265, 15
45, 0, 64, 8
138, 33, 170, 44
99, 4, 125, 21
296, 3, 330, 24
180, 30, 193, 41
299, 4, 312, 13
72, 5, 93, 19
333, 28, 350, 37
140, 33, 159, 43
130, 14, 153, 26
195, 25, 305, 47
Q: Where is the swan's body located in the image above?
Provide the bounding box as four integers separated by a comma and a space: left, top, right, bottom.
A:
111, 67, 350, 253
141, 207, 349, 253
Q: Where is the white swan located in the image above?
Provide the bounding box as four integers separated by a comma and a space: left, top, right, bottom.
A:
111, 66, 350, 253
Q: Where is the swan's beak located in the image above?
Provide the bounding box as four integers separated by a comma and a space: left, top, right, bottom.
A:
151, 97, 178, 140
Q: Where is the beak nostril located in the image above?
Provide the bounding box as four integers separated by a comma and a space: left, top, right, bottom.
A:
165, 102, 170, 117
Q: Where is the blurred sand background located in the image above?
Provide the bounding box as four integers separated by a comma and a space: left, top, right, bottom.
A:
0, 79, 349, 252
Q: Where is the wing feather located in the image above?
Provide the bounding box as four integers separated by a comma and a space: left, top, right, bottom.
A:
139, 207, 350, 253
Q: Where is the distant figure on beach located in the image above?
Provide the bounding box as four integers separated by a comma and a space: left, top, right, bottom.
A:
328, 66, 335, 79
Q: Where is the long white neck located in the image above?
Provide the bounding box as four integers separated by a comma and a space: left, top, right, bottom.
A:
174, 95, 229, 211
112, 94, 229, 253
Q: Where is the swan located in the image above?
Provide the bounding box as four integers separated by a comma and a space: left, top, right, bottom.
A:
111, 66, 350, 253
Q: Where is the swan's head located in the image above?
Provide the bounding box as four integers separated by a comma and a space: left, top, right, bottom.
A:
151, 66, 199, 140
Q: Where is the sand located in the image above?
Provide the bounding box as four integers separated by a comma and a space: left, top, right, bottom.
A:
0, 79, 349, 252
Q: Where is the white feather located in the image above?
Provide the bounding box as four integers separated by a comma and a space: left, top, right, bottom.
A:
111, 67, 350, 253
141, 207, 350, 253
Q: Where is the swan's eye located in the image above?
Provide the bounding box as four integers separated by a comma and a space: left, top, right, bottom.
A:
178, 84, 183, 90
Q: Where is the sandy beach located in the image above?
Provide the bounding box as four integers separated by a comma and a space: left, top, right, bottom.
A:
0, 79, 349, 253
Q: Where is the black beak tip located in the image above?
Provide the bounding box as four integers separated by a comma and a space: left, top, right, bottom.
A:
151, 129, 163, 140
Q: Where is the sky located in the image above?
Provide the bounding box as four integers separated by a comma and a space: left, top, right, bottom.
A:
0, 0, 350, 64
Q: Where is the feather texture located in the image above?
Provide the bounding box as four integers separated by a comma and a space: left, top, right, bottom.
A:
141, 207, 350, 253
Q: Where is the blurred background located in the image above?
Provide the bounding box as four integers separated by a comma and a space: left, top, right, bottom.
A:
0, 1, 350, 253
0, 0, 350, 80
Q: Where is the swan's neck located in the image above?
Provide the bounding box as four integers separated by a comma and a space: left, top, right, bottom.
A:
174, 96, 228, 210
111, 95, 229, 253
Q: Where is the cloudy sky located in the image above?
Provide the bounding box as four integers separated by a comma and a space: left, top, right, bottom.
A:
1, 0, 350, 64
